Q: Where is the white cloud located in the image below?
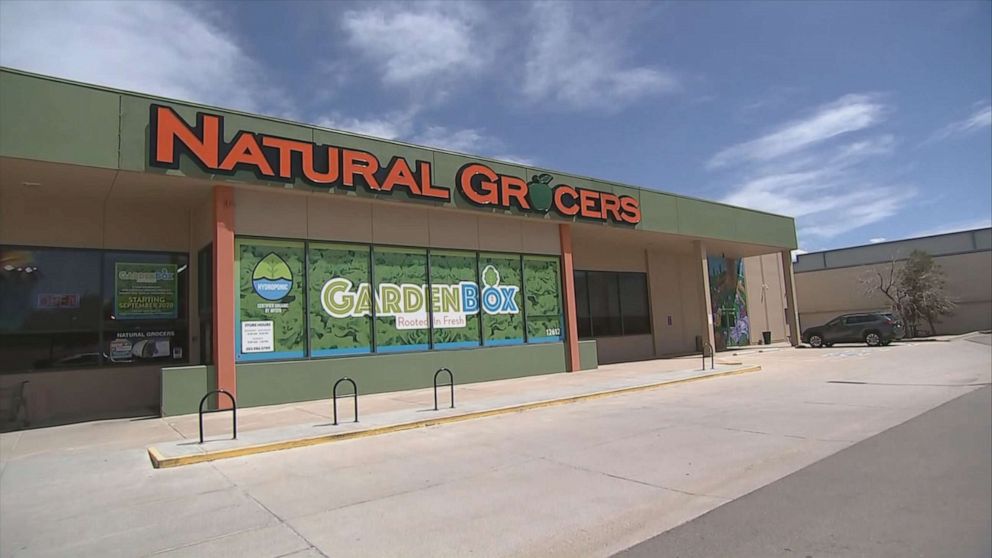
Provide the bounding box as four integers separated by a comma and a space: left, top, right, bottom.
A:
926, 103, 992, 143
869, 237, 887, 243
340, 1, 489, 100
409, 125, 536, 165
709, 94, 887, 169
796, 192, 909, 239
316, 113, 535, 165
0, 0, 284, 115
715, 94, 911, 241
521, 2, 678, 110
908, 218, 992, 238
411, 126, 495, 153
316, 110, 417, 140
492, 154, 537, 166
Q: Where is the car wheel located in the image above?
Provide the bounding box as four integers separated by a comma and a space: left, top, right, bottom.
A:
865, 331, 882, 347
808, 334, 824, 348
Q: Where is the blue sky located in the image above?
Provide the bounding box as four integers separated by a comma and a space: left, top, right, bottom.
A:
1, 0, 989, 252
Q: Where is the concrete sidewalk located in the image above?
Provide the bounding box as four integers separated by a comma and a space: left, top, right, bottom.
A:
150, 357, 759, 468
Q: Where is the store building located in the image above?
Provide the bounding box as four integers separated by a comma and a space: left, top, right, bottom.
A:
795, 228, 992, 335
0, 68, 800, 427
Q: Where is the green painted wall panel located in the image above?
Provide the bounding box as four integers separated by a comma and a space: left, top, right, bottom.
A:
160, 365, 215, 416
236, 343, 568, 408
637, 191, 680, 234
578, 339, 598, 370
0, 72, 120, 169
161, 343, 572, 414
734, 210, 798, 250
435, 151, 532, 213
311, 128, 441, 207
676, 197, 738, 241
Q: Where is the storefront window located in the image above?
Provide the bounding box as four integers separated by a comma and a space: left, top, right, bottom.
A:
373, 246, 429, 352
308, 242, 372, 356
0, 245, 190, 372
429, 250, 481, 349
619, 272, 651, 335
0, 332, 102, 371
1, 247, 102, 334
479, 253, 524, 346
236, 238, 306, 361
523, 255, 563, 343
588, 271, 622, 336
229, 237, 562, 360
574, 270, 651, 338
103, 251, 189, 365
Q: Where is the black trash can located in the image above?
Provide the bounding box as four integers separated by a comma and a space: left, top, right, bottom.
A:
762, 331, 772, 345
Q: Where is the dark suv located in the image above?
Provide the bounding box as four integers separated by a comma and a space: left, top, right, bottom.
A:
802, 312, 904, 348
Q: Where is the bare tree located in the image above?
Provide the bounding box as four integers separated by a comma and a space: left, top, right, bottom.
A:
861, 259, 912, 333
900, 250, 955, 335
862, 250, 955, 337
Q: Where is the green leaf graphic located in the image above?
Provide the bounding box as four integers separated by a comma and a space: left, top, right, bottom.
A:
482, 265, 500, 287
253, 253, 292, 281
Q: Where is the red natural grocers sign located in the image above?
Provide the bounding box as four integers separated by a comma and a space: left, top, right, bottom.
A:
149, 105, 640, 224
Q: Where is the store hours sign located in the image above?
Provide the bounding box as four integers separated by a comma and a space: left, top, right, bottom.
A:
149, 105, 641, 225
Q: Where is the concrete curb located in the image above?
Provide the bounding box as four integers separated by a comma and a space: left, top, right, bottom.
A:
148, 364, 762, 469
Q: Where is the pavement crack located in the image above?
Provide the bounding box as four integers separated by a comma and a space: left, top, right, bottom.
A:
209, 463, 330, 558
682, 422, 811, 441
164, 420, 189, 440
538, 456, 730, 501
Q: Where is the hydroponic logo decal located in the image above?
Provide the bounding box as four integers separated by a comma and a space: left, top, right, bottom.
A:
252, 253, 293, 301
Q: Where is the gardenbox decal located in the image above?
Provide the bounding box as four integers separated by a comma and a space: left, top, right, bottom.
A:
149, 106, 640, 224
319, 264, 518, 328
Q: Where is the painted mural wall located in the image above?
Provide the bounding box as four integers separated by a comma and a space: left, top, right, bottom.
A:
708, 256, 749, 350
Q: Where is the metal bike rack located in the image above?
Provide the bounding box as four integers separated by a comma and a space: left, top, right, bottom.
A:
433, 368, 455, 411
702, 341, 715, 371
198, 389, 237, 444
332, 377, 358, 425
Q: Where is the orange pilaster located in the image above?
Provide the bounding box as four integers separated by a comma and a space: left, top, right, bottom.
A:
213, 185, 237, 405
559, 224, 581, 372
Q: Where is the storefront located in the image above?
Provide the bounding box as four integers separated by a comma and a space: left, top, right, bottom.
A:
0, 68, 800, 426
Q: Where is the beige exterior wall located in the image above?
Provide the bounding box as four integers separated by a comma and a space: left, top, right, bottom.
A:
571, 230, 712, 362
648, 249, 707, 357
742, 253, 789, 344
796, 250, 992, 335
234, 188, 561, 254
